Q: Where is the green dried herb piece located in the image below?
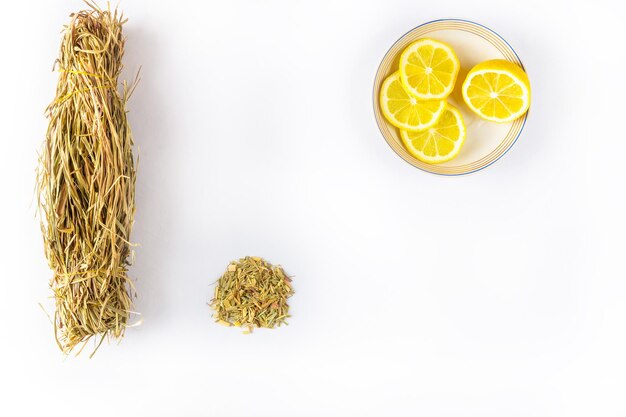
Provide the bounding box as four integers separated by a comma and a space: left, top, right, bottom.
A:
210, 257, 294, 332
36, 2, 139, 357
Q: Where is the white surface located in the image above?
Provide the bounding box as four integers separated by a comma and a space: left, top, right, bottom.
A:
1, 0, 625, 416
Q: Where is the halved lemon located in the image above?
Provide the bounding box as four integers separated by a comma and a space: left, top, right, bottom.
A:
400, 104, 466, 164
462, 59, 531, 123
399, 38, 460, 100
379, 72, 445, 131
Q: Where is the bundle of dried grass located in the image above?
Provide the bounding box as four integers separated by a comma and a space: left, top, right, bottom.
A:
37, 2, 138, 356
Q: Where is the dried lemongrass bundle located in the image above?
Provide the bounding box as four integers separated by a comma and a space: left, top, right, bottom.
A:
37, 2, 138, 356
211, 257, 294, 333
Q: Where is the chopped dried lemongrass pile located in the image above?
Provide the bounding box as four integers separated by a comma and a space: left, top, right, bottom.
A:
37, 2, 139, 356
211, 257, 294, 333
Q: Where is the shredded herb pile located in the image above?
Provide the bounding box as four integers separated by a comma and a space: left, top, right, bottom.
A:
211, 257, 294, 333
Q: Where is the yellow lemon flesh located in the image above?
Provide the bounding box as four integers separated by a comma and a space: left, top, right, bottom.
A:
399, 38, 460, 100
462, 59, 531, 123
400, 104, 466, 164
379, 72, 445, 131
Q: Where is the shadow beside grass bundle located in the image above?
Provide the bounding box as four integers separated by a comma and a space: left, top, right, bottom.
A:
37, 2, 139, 357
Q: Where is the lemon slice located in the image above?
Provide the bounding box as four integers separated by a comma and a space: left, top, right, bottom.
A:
400, 104, 466, 164
379, 72, 445, 131
462, 59, 531, 123
399, 38, 460, 100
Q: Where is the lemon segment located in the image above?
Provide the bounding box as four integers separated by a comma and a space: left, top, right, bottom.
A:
399, 38, 460, 100
379, 72, 446, 131
462, 59, 531, 123
400, 104, 466, 164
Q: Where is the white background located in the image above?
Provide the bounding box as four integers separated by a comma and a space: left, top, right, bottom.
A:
1, 0, 625, 416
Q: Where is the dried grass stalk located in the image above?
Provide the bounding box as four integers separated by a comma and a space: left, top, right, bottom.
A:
37, 2, 138, 356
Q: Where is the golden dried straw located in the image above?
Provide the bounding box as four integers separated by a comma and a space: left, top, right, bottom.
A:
37, 2, 138, 357
211, 257, 294, 333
